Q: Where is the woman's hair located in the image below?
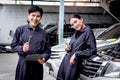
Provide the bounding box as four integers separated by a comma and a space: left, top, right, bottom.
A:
28, 5, 43, 17
69, 14, 81, 21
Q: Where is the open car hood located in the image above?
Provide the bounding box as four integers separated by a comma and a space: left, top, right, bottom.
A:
97, 23, 120, 40
100, 0, 120, 22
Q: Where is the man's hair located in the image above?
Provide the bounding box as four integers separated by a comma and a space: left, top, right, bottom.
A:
28, 5, 43, 17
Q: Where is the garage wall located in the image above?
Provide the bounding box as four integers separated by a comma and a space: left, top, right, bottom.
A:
0, 5, 116, 44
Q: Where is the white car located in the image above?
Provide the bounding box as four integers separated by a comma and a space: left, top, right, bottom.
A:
45, 23, 120, 80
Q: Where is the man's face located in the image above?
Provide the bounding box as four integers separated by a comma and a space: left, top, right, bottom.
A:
28, 11, 42, 28
70, 18, 83, 31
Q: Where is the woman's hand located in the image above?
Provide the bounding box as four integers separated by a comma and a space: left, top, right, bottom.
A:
70, 53, 76, 65
38, 58, 45, 64
66, 44, 71, 51
23, 42, 29, 52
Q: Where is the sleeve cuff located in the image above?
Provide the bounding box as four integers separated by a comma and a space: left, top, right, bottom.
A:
75, 51, 82, 57
19, 46, 23, 52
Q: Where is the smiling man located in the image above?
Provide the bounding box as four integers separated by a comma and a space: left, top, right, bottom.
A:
11, 5, 51, 80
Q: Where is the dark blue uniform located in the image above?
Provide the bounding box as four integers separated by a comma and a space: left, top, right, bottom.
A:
57, 26, 96, 80
11, 24, 51, 80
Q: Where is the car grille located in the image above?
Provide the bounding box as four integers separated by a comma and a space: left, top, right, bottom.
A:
50, 53, 60, 59
81, 59, 103, 78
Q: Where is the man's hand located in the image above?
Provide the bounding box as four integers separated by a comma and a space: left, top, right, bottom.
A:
38, 58, 45, 64
23, 42, 29, 52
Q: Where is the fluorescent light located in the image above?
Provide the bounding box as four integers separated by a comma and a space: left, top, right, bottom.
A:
0, 0, 100, 7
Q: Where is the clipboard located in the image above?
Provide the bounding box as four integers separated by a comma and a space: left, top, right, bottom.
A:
25, 54, 45, 61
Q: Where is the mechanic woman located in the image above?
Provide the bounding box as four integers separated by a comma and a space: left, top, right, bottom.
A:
11, 5, 51, 80
57, 14, 97, 80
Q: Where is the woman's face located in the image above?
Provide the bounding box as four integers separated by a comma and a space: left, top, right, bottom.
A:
70, 18, 83, 31
28, 11, 42, 29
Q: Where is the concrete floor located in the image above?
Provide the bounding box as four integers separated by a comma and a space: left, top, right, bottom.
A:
0, 53, 55, 80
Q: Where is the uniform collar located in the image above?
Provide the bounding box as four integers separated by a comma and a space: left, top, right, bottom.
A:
81, 25, 89, 32
27, 23, 41, 31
